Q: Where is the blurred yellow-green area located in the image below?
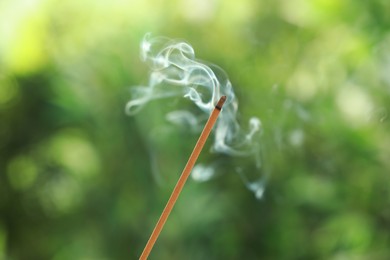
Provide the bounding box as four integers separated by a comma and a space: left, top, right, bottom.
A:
1, 0, 390, 259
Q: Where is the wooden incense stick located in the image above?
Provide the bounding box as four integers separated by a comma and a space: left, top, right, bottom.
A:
139, 96, 227, 260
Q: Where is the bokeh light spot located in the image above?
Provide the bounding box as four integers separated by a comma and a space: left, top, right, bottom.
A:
7, 155, 38, 191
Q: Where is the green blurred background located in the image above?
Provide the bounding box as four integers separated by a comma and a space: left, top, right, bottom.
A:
1, 0, 390, 259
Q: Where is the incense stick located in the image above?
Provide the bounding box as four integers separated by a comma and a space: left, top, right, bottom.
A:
139, 96, 227, 260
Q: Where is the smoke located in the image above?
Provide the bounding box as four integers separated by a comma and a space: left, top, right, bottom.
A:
126, 34, 265, 198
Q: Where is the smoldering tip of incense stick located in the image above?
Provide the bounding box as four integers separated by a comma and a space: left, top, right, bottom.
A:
215, 96, 227, 110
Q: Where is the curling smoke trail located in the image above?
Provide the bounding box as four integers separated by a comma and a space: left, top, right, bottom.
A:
126, 34, 265, 198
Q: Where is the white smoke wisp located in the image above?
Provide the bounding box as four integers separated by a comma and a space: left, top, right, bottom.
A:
126, 34, 265, 198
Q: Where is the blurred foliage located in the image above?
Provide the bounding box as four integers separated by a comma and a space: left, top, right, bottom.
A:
1, 0, 390, 259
